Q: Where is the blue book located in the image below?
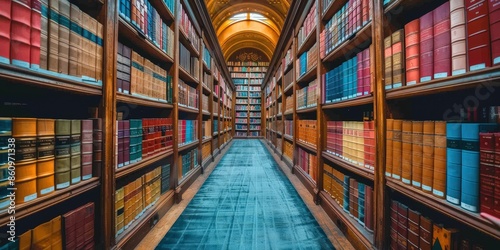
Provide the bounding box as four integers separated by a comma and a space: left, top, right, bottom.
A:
461, 123, 498, 212
352, 56, 358, 99
446, 123, 462, 205
343, 175, 350, 212
358, 182, 365, 225
161, 163, 171, 193
342, 61, 348, 100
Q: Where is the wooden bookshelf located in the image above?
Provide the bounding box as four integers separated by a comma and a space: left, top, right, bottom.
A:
115, 150, 174, 179
322, 152, 375, 181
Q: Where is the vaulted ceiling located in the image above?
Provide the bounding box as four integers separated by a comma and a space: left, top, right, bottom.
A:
204, 0, 291, 61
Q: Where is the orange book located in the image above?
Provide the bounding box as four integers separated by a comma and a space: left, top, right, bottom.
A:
402, 121, 413, 185
433, 121, 447, 198
432, 224, 460, 250
392, 120, 403, 180
387, 119, 394, 177
19, 230, 32, 250
412, 121, 423, 188
422, 121, 435, 193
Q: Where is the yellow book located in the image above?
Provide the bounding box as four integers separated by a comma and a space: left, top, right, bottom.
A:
19, 230, 32, 250
32, 220, 52, 249
51, 216, 63, 250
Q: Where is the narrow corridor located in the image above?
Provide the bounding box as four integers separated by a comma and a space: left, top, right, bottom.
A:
156, 139, 334, 249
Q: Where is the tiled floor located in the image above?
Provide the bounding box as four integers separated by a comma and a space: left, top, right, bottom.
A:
154, 139, 336, 249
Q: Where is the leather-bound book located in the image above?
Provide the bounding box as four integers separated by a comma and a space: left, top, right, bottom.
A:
32, 217, 56, 249
451, 0, 468, 75
96, 21, 103, 81
115, 187, 124, 236
419, 216, 433, 250
433, 121, 447, 198
432, 224, 460, 250
63, 207, 77, 249
363, 48, 371, 95
392, 30, 405, 88
69, 3, 82, 77
123, 120, 130, 166
92, 118, 102, 178
364, 186, 374, 232
393, 119, 403, 180
352, 178, 360, 219
479, 132, 495, 216
397, 202, 408, 249
0, 0, 11, 64
384, 35, 393, 89
402, 121, 413, 185
75, 206, 85, 249
446, 123, 462, 204
412, 121, 424, 188
161, 163, 171, 192
40, 0, 48, 69
386, 119, 394, 177
490, 0, 500, 65
37, 119, 55, 196
408, 208, 420, 250
117, 120, 124, 168
81, 12, 95, 80
12, 118, 37, 163
357, 50, 364, 96
48, 0, 58, 72
30, 0, 41, 69
420, 11, 434, 82
390, 201, 399, 250
10, 0, 32, 68
57, 0, 70, 74
405, 19, 420, 85
70, 120, 81, 184
19, 230, 32, 250
358, 182, 365, 224
433, 2, 452, 79
494, 133, 500, 218
81, 120, 93, 180
55, 119, 71, 190
461, 123, 498, 212
422, 121, 435, 193
83, 202, 95, 247
343, 175, 350, 212
466, 0, 491, 71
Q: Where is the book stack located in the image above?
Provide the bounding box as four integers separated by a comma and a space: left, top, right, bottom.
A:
178, 79, 199, 109
161, 163, 170, 194
19, 215, 62, 249
236, 105, 248, 111
298, 120, 317, 147
250, 118, 261, 124
297, 147, 317, 181
143, 166, 161, 210
323, 163, 374, 231
63, 202, 95, 249
284, 120, 293, 137
249, 105, 261, 111
130, 50, 171, 101
297, 51, 309, 78
236, 124, 248, 130
117, 120, 130, 168
249, 125, 260, 131
249, 86, 261, 92
284, 69, 293, 89
236, 132, 247, 137
321, 0, 371, 58
296, 79, 318, 110
178, 148, 199, 179
213, 100, 219, 114
179, 3, 199, 54
178, 120, 198, 146
297, 2, 317, 48
249, 131, 261, 137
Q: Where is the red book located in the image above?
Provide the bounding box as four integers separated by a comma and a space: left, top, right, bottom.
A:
363, 48, 370, 95
357, 51, 364, 96
0, 0, 11, 64
434, 2, 452, 79
420, 11, 434, 82
75, 207, 85, 249
364, 185, 374, 232
362, 0, 369, 25
83, 203, 95, 246
489, 0, 500, 65
11, 0, 32, 68
494, 133, 500, 218
397, 202, 409, 249
405, 19, 420, 85
30, 0, 41, 69
63, 209, 77, 250
466, 0, 492, 71
479, 133, 496, 216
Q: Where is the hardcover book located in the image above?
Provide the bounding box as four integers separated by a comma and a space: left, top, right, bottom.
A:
412, 121, 424, 188
392, 119, 403, 180
479, 132, 495, 217
434, 2, 452, 79
451, 0, 468, 75
433, 121, 447, 198
55, 119, 71, 190
30, 0, 42, 69
58, 0, 70, 75
490, 0, 500, 65
446, 123, 462, 204
11, 0, 32, 68
405, 19, 420, 85
432, 224, 460, 250
384, 35, 393, 89
387, 119, 394, 177
48, 0, 59, 72
466, 0, 492, 71
69, 3, 82, 77
402, 121, 413, 185
0, 0, 11, 64
419, 216, 433, 250
420, 11, 434, 82
392, 30, 405, 88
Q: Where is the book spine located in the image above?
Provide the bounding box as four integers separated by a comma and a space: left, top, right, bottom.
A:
92, 118, 102, 178
408, 208, 421, 250
451, 0, 468, 75
397, 203, 409, 249
405, 19, 420, 85
490, 0, 500, 65
386, 119, 394, 177
81, 120, 93, 180
446, 123, 462, 204
433, 121, 447, 198
466, 0, 492, 71
55, 119, 71, 190
420, 11, 434, 82
419, 216, 433, 250
392, 119, 403, 180
433, 2, 452, 79
422, 121, 435, 193
412, 121, 424, 188
390, 201, 399, 250
479, 133, 495, 216
402, 121, 412, 184
58, 0, 70, 75
0, 0, 11, 64
69, 4, 82, 77
392, 29, 405, 88
30, 0, 41, 69
384, 35, 393, 89
70, 120, 81, 184
11, 0, 32, 68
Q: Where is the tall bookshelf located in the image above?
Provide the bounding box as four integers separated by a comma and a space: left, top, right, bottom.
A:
0, 0, 234, 249
230, 59, 268, 138
264, 0, 500, 249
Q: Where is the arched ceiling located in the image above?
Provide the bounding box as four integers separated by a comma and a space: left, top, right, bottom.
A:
205, 0, 291, 61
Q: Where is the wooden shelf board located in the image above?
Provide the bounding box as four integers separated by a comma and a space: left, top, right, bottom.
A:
386, 178, 500, 240
203, 62, 211, 73
117, 93, 173, 109
178, 140, 199, 152
116, 149, 173, 178
202, 84, 211, 95
284, 134, 294, 142
322, 22, 372, 63
297, 27, 317, 56
386, 66, 500, 100
321, 0, 349, 22
178, 105, 199, 114
319, 191, 374, 250
284, 110, 294, 116
296, 66, 318, 84
0, 178, 99, 225
293, 165, 317, 196
178, 165, 201, 188
149, 0, 175, 23
322, 151, 374, 181
276, 113, 283, 118
202, 110, 211, 116
296, 140, 317, 153
179, 67, 199, 84
0, 63, 102, 95
322, 95, 373, 109
118, 18, 174, 65
202, 137, 212, 144
179, 28, 200, 57
284, 83, 294, 96
296, 106, 318, 114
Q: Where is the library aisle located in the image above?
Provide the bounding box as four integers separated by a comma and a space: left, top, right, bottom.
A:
154, 139, 334, 249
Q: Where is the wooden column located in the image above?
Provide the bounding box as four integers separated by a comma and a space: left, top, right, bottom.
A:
198, 34, 204, 174
372, 0, 387, 248
292, 34, 297, 174
173, 0, 181, 202
314, 0, 323, 205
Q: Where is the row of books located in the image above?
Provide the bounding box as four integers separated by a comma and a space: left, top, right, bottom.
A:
236, 119, 247, 124
277, 119, 283, 133
236, 99, 248, 105
285, 95, 294, 113
227, 61, 269, 67
236, 112, 247, 117
179, 3, 199, 54
202, 94, 209, 112
230, 72, 265, 78
323, 164, 374, 231
323, 47, 371, 104
249, 125, 261, 130
275, 63, 283, 80
297, 79, 319, 110
297, 2, 317, 49
249, 92, 261, 98
228, 66, 267, 73
213, 120, 218, 134
249, 132, 261, 137
284, 140, 293, 162
115, 118, 173, 169
479, 132, 500, 219
298, 120, 318, 147
178, 148, 199, 180
250, 112, 261, 118
213, 100, 219, 114
179, 43, 200, 80
160, 163, 170, 194
130, 47, 172, 101
236, 86, 249, 91
284, 69, 294, 91
178, 120, 198, 146
297, 147, 318, 182
118, 0, 175, 58
236, 125, 248, 130
250, 119, 261, 124
8, 203, 95, 249
387, 0, 500, 90
326, 120, 376, 171
1, 1, 103, 83
320, 0, 371, 58
202, 142, 211, 162
0, 118, 102, 208
285, 120, 293, 137
389, 199, 490, 250
236, 105, 248, 111
203, 45, 211, 69
115, 166, 161, 236
297, 43, 318, 79
249, 86, 261, 91
202, 120, 212, 139
203, 71, 212, 89
178, 79, 198, 109
236, 132, 247, 137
